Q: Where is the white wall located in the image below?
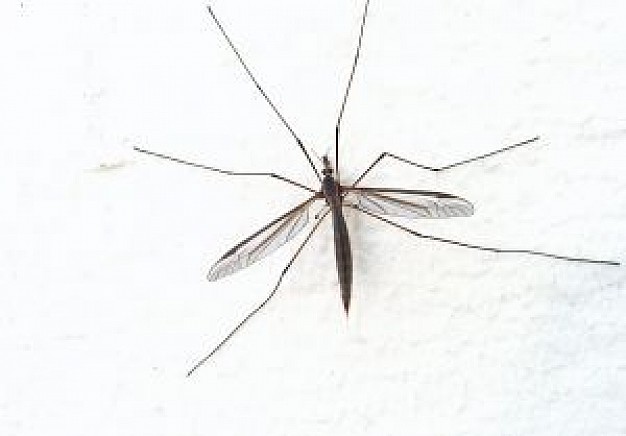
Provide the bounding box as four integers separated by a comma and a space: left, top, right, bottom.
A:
1, 0, 625, 435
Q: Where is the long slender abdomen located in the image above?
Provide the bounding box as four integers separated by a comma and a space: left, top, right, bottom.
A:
332, 208, 353, 314
321, 174, 353, 313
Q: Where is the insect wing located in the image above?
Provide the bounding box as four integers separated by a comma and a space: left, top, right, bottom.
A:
344, 187, 474, 219
207, 199, 316, 281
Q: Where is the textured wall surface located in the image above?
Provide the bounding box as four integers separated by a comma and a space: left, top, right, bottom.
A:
2, 0, 625, 435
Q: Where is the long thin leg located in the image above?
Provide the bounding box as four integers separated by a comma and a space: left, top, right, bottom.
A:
134, 147, 316, 193
206, 6, 321, 183
352, 136, 540, 186
352, 206, 619, 266
335, 0, 372, 184
187, 209, 330, 377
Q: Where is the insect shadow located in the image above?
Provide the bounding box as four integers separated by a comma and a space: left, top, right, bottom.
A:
134, 1, 619, 376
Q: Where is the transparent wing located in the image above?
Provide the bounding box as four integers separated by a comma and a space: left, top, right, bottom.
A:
343, 187, 474, 218
207, 197, 317, 281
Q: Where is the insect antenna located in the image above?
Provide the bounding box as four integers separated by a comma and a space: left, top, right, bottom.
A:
309, 147, 323, 164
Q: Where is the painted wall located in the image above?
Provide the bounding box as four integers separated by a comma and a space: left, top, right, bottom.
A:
2, 0, 625, 435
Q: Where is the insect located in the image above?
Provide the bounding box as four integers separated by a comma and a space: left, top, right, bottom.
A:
134, 1, 619, 376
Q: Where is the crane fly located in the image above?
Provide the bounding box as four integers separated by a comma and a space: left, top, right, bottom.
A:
134, 1, 620, 376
